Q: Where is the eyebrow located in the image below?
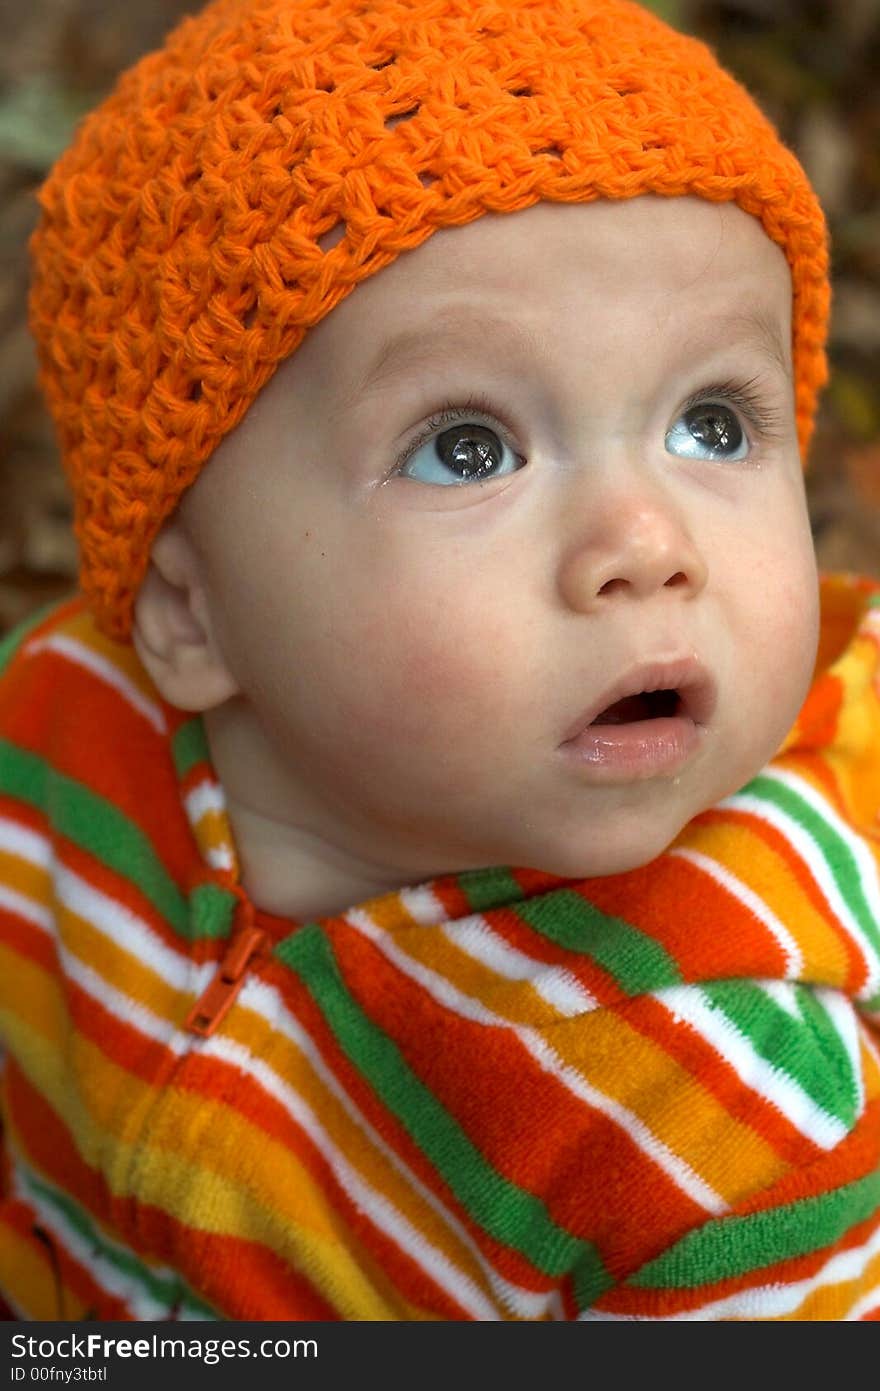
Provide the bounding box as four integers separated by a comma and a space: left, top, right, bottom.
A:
727, 305, 792, 378
355, 306, 544, 395
355, 299, 792, 397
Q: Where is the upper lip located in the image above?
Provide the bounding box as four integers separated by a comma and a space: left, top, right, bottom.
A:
560, 656, 717, 743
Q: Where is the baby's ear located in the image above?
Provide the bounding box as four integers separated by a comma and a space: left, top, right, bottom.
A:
132, 517, 239, 711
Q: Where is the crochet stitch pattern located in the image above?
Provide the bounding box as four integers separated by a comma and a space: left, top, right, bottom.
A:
27, 0, 830, 641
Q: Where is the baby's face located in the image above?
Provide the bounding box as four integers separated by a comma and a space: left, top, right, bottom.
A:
178, 195, 819, 884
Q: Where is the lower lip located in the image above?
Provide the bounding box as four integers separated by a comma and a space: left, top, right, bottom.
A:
559, 715, 704, 782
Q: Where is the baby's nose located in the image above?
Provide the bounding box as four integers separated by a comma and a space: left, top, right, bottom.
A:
557, 492, 709, 614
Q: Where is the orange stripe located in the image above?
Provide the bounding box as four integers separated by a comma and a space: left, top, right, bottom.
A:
695, 805, 866, 991
584, 852, 789, 982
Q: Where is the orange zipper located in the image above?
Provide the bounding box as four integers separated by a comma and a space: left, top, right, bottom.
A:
184, 915, 267, 1038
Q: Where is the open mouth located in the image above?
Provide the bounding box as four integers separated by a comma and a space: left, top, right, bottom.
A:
561, 659, 717, 746
560, 660, 715, 776
589, 689, 682, 726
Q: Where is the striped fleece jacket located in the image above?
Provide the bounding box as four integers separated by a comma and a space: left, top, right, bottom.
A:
1, 574, 880, 1322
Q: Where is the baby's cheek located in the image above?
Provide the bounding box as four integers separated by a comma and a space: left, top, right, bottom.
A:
740, 558, 818, 744
363, 591, 522, 749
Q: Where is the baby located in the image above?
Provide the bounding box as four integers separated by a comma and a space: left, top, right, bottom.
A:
1, 0, 879, 1322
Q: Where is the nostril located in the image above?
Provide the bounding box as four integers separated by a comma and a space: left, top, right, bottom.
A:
665, 571, 690, 588
597, 577, 630, 597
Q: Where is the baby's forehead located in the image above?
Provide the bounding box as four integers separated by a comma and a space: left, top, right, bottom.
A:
311, 197, 794, 393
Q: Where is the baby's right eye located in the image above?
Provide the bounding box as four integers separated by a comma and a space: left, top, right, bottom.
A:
395, 405, 526, 485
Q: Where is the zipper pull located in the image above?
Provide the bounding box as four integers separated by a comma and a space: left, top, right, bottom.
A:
184, 911, 267, 1038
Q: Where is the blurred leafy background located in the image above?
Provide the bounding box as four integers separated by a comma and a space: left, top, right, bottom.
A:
0, 0, 878, 635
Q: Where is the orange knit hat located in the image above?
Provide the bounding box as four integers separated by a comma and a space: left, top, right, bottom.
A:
28, 0, 829, 641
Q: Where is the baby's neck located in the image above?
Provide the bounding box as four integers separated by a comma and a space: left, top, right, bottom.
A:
225, 799, 411, 922
201, 702, 436, 923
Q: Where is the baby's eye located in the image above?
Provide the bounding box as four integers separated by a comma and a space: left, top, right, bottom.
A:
665, 400, 749, 462
397, 417, 525, 485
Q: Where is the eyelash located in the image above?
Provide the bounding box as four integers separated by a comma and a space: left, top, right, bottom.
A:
391, 376, 784, 475
676, 375, 786, 445
391, 391, 519, 475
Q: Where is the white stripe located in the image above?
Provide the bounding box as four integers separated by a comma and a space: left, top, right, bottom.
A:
23, 634, 166, 735
440, 914, 598, 1017
197, 1030, 501, 1320
0, 816, 53, 869
847, 1287, 880, 1321
57, 862, 200, 993
344, 906, 727, 1216
58, 934, 190, 1053
183, 780, 236, 870
668, 846, 802, 977
183, 778, 227, 824
579, 1220, 880, 1320
757, 980, 804, 1019
0, 820, 199, 992
400, 884, 597, 1016
814, 985, 865, 1118
12, 1159, 175, 1319
726, 769, 880, 998
861, 1016, 880, 1074
204, 843, 235, 871
238, 974, 557, 1320
653, 984, 848, 1150
0, 881, 54, 932
399, 883, 446, 926
0, 842, 200, 1050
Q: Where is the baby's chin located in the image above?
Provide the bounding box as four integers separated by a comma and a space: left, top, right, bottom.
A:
526, 836, 683, 882
503, 796, 711, 882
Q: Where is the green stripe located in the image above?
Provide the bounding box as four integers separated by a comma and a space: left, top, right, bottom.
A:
276, 923, 611, 1296
188, 881, 238, 942
749, 772, 880, 958
514, 889, 682, 995
171, 716, 212, 783
0, 599, 71, 680
700, 981, 859, 1129
25, 1167, 217, 1317
458, 866, 525, 914
0, 737, 190, 936
629, 1167, 880, 1289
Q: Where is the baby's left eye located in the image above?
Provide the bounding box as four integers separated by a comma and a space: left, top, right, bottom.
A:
665, 401, 748, 462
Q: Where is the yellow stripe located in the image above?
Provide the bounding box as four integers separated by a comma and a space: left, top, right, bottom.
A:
685, 818, 852, 985
192, 803, 236, 864
0, 844, 51, 908
820, 632, 880, 828
0, 859, 192, 1026
54, 607, 160, 704
369, 906, 570, 1030
862, 1035, 880, 1102
0, 1218, 91, 1320
549, 1006, 789, 1205
764, 1246, 880, 1321
55, 897, 191, 1024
